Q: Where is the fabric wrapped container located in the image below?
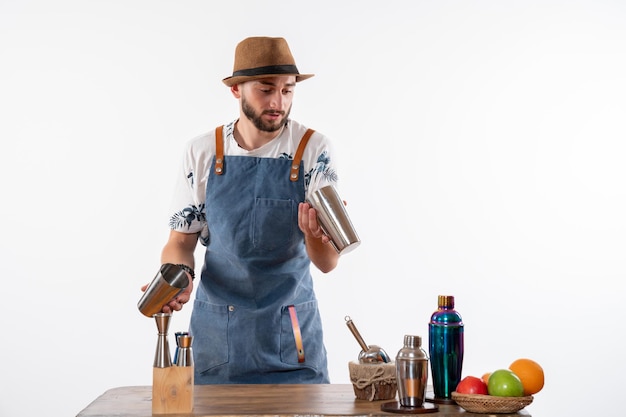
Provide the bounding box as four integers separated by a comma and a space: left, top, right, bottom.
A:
348, 361, 397, 401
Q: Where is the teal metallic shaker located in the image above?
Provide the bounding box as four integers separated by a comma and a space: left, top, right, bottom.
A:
428, 295, 464, 401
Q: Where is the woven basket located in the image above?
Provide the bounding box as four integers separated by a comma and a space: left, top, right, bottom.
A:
451, 392, 533, 414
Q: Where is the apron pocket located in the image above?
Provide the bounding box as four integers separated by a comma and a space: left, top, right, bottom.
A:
280, 300, 326, 369
190, 300, 230, 373
252, 198, 295, 251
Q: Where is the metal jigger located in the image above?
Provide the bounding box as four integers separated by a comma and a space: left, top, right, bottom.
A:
153, 313, 172, 368
175, 334, 194, 367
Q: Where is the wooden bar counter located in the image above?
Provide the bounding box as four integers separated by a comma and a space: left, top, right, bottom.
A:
76, 384, 531, 417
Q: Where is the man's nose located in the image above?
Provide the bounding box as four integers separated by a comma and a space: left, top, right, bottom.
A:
269, 92, 285, 109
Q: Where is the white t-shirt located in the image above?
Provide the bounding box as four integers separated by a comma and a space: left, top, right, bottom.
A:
168, 119, 339, 246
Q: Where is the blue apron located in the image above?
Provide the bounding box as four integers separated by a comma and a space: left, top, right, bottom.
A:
189, 126, 330, 384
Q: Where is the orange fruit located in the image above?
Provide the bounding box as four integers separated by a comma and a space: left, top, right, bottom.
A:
481, 372, 491, 385
509, 358, 544, 395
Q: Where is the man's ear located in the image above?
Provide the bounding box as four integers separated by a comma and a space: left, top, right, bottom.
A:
230, 83, 242, 98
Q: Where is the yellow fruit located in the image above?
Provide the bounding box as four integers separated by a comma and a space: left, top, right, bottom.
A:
481, 372, 491, 386
509, 358, 544, 395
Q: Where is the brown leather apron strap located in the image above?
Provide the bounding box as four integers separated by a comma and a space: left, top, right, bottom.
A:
290, 128, 315, 182
214, 125, 224, 175
215, 126, 314, 180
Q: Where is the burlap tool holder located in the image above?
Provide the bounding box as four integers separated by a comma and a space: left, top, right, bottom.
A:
348, 360, 397, 401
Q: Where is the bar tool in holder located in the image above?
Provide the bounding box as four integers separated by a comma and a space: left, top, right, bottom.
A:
173, 331, 189, 365
153, 312, 172, 368
345, 316, 390, 363
345, 316, 396, 401
175, 334, 194, 367
151, 313, 194, 414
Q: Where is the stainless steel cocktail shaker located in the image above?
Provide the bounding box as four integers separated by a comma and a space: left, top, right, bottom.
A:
395, 335, 429, 408
307, 185, 361, 255
429, 295, 464, 401
138, 264, 190, 317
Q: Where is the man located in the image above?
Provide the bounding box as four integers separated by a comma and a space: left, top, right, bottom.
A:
154, 37, 342, 384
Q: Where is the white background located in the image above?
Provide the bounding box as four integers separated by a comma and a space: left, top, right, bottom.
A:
1, 1, 625, 416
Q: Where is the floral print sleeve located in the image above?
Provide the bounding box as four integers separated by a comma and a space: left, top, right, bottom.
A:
169, 203, 206, 230
167, 132, 213, 242
302, 133, 340, 200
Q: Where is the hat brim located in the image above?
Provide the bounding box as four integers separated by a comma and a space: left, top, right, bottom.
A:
222, 73, 314, 87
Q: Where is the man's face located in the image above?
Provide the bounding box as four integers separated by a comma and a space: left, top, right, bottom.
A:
240, 76, 295, 132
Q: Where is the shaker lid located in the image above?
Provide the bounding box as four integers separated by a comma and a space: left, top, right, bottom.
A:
397, 335, 428, 360
404, 335, 421, 348
438, 295, 455, 308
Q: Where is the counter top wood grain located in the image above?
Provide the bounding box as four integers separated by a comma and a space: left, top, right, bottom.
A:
76, 384, 531, 417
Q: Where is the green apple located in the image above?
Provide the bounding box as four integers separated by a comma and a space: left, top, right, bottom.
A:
487, 369, 524, 397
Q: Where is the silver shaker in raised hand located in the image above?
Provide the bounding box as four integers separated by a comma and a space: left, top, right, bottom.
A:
307, 185, 361, 255
395, 335, 429, 408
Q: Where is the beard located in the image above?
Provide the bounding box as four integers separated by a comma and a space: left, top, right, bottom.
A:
242, 95, 291, 132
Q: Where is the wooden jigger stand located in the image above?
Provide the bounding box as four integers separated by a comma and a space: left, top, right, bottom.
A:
151, 313, 194, 414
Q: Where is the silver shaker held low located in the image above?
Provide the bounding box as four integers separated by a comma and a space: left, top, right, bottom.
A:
395, 335, 429, 408
138, 263, 190, 317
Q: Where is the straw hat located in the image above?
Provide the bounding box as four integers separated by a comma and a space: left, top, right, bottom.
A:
222, 37, 314, 87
